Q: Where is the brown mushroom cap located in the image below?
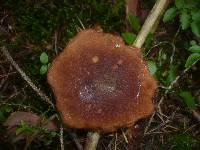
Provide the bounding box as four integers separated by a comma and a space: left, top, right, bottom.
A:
47, 29, 157, 132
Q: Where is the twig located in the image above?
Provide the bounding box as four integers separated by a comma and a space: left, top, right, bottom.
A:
191, 109, 200, 122
0, 64, 7, 89
84, 132, 100, 150
0, 25, 10, 37
1, 46, 55, 108
114, 132, 117, 150
133, 0, 170, 48
121, 129, 129, 144
144, 111, 156, 134
145, 108, 178, 135
60, 124, 64, 150
54, 31, 58, 55
76, 15, 85, 30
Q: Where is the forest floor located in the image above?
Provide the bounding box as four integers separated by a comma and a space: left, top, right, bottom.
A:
0, 0, 200, 150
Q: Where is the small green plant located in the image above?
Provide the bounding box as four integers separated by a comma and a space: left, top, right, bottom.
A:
0, 105, 13, 122
170, 134, 197, 150
16, 121, 57, 145
163, 0, 200, 37
163, 0, 200, 68
185, 42, 200, 68
39, 52, 50, 75
16, 121, 38, 135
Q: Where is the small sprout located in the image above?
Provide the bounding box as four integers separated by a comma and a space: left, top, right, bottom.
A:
185, 53, 200, 68
39, 52, 49, 75
40, 52, 49, 64
40, 65, 48, 75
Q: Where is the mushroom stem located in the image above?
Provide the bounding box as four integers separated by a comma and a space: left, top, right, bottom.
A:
84, 132, 100, 150
133, 0, 170, 48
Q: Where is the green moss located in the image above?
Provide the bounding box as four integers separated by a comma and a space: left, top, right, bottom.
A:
3, 0, 125, 45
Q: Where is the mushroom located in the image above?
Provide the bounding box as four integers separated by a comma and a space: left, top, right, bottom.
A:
47, 29, 157, 149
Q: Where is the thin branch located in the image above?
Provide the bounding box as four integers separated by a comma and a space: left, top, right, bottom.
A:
76, 15, 85, 30
54, 31, 58, 55
191, 109, 200, 122
60, 124, 64, 150
1, 46, 55, 108
133, 0, 170, 48
114, 132, 117, 150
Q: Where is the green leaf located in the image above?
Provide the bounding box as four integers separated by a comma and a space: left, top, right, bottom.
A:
16, 127, 24, 135
189, 40, 196, 46
180, 11, 191, 30
166, 65, 176, 85
179, 91, 196, 108
147, 60, 157, 75
4, 106, 13, 113
191, 21, 200, 37
144, 33, 153, 49
191, 9, 200, 21
40, 52, 49, 64
163, 7, 177, 23
175, 0, 184, 9
40, 65, 48, 75
121, 32, 136, 45
188, 45, 200, 53
128, 13, 141, 32
16, 121, 27, 135
185, 53, 200, 68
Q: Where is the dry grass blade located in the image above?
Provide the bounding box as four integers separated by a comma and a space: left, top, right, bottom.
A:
1, 46, 55, 108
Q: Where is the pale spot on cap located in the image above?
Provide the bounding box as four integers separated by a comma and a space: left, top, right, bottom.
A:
92, 56, 99, 63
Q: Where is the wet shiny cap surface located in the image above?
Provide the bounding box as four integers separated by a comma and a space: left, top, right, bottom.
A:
47, 29, 157, 132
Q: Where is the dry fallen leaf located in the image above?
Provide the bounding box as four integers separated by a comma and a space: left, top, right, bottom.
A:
3, 111, 58, 143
